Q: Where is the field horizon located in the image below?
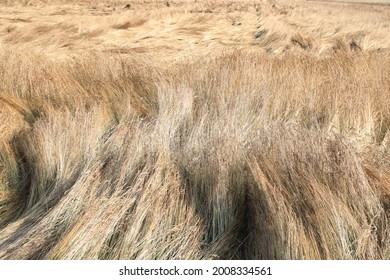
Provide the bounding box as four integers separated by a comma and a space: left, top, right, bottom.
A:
0, 0, 390, 259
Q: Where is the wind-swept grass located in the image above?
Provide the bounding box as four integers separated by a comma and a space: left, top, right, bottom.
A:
0, 46, 389, 259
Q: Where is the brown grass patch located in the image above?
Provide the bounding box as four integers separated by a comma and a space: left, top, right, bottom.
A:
0, 0, 390, 260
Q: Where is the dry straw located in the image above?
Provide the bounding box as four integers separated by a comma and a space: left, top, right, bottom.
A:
0, 47, 389, 259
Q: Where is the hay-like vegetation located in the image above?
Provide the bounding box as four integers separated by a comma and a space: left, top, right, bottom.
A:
0, 0, 389, 259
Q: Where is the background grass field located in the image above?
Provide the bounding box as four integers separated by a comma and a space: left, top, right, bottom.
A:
0, 0, 390, 259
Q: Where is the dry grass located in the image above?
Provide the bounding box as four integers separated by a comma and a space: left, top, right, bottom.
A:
0, 0, 390, 259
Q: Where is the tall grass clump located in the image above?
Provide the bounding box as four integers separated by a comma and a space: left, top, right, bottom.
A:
0, 47, 389, 259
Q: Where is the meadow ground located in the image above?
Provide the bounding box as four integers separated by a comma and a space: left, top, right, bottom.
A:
0, 0, 390, 259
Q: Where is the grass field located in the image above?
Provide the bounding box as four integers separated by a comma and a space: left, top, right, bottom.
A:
0, 0, 390, 259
